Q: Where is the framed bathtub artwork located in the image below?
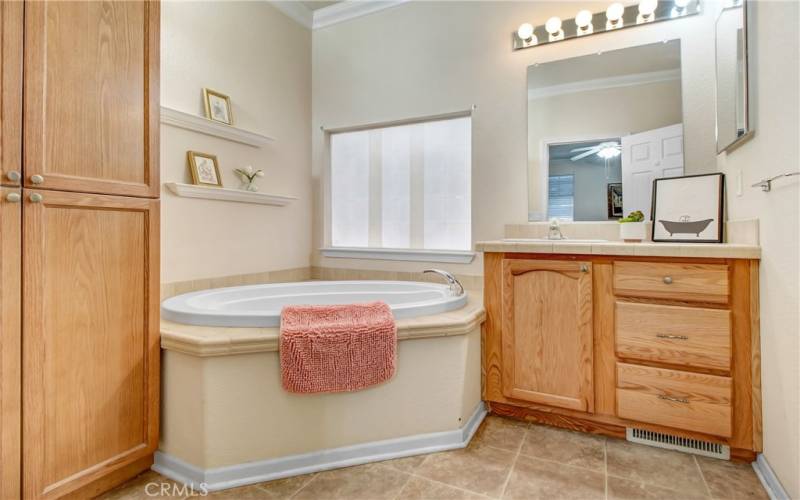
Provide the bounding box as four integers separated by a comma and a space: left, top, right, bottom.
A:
187, 151, 223, 187
652, 173, 724, 243
203, 88, 233, 125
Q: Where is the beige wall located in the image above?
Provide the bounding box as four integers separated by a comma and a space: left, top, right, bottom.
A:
716, 2, 800, 496
312, 1, 718, 276
527, 79, 683, 219
161, 2, 312, 284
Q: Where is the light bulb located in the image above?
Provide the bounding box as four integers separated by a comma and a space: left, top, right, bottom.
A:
606, 2, 625, 22
639, 0, 658, 16
545, 16, 562, 34
575, 10, 593, 29
597, 146, 621, 159
517, 23, 534, 41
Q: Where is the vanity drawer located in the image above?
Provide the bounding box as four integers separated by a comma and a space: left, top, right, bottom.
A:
615, 302, 731, 371
616, 363, 732, 438
613, 261, 729, 304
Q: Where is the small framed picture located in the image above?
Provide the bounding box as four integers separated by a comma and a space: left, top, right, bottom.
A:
607, 183, 623, 218
187, 151, 223, 187
203, 88, 233, 125
652, 173, 724, 243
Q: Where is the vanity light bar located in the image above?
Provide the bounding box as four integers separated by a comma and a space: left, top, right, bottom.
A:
513, 0, 701, 51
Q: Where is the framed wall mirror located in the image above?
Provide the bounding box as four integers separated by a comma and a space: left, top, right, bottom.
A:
527, 40, 692, 222
715, 0, 752, 153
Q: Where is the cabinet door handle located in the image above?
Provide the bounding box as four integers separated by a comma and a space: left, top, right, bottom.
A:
580, 264, 589, 273
6, 170, 21, 183
658, 395, 689, 404
656, 334, 689, 340
29, 192, 43, 203
5, 192, 21, 203
662, 276, 673, 284
30, 174, 44, 185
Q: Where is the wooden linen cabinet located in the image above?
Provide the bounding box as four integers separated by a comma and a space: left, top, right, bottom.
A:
0, 1, 161, 498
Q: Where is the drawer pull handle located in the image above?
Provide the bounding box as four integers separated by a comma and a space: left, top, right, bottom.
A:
658, 395, 689, 404
656, 334, 689, 340
662, 276, 673, 284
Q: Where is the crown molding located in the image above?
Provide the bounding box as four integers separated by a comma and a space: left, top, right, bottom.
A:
268, 0, 410, 30
269, 1, 313, 29
313, 0, 410, 29
528, 68, 681, 100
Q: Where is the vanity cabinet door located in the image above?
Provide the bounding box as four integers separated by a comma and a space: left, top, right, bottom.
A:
21, 190, 159, 499
22, 0, 159, 197
501, 259, 594, 412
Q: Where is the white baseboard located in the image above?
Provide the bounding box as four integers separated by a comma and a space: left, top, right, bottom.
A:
153, 402, 487, 492
752, 453, 791, 500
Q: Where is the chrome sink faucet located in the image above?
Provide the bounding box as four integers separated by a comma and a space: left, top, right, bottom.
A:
548, 218, 566, 240
423, 269, 465, 296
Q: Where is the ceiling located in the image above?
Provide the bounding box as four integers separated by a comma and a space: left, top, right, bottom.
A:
299, 1, 342, 11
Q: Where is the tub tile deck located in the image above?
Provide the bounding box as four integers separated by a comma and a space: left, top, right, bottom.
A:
99, 416, 768, 499
160, 293, 485, 357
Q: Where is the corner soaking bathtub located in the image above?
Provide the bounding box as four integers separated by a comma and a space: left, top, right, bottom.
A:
161, 280, 468, 327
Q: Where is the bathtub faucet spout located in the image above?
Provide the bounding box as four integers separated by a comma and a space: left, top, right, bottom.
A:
423, 269, 465, 297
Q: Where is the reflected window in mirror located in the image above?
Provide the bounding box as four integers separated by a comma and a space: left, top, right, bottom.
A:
527, 40, 686, 222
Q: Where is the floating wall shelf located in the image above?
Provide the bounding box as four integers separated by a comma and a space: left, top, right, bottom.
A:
160, 106, 275, 147
165, 182, 296, 206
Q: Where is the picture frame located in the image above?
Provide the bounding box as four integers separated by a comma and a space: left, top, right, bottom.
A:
651, 173, 724, 243
202, 88, 233, 125
607, 183, 623, 218
187, 151, 223, 187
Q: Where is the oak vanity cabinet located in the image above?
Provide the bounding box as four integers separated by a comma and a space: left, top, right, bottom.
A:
0, 2, 160, 498
500, 259, 594, 412
484, 254, 762, 460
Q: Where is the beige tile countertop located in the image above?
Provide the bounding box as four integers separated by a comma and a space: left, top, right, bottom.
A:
160, 292, 486, 357
475, 240, 761, 259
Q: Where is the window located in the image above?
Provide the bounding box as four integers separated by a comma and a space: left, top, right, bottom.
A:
330, 116, 471, 251
547, 174, 574, 221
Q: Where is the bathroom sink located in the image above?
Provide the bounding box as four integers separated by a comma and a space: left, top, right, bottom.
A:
502, 238, 609, 243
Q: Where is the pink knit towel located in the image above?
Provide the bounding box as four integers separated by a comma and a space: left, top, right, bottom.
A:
280, 301, 397, 394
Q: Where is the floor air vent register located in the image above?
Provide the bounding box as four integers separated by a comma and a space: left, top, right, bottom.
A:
626, 428, 730, 460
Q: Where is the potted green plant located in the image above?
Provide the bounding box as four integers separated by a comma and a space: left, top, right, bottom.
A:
619, 210, 646, 242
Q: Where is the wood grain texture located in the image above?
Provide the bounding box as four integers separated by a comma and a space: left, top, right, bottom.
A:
482, 252, 504, 402
616, 363, 732, 438
60, 454, 153, 500
22, 190, 160, 499
0, 187, 21, 500
615, 301, 732, 371
501, 259, 593, 412
0, 1, 23, 187
593, 262, 616, 416
729, 259, 754, 450
488, 402, 627, 439
483, 253, 760, 452
614, 261, 729, 304
23, 0, 159, 197
749, 261, 762, 452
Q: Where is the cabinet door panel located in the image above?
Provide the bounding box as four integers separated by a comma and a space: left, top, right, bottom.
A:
501, 259, 594, 412
0, 187, 21, 500
0, 2, 23, 187
23, 0, 159, 197
22, 190, 159, 499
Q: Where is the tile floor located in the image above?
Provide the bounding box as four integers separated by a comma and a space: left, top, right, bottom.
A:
98, 415, 769, 500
